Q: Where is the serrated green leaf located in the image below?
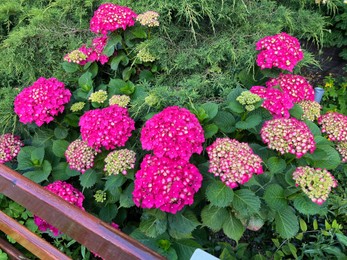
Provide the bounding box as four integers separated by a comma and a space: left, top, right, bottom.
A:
205, 181, 234, 207
16, 146, 34, 171
201, 102, 218, 121
120, 81, 135, 95
263, 184, 287, 210
62, 61, 79, 73
139, 70, 154, 81
336, 233, 347, 247
103, 34, 122, 57
201, 205, 228, 232
54, 126, 68, 139
213, 111, 235, 133
172, 239, 201, 260
293, 196, 327, 215
31, 147, 45, 166
275, 206, 299, 239
99, 204, 118, 222
119, 183, 135, 208
52, 140, 69, 158
204, 124, 218, 139
222, 210, 245, 242
235, 113, 262, 130
226, 100, 244, 114
23, 160, 51, 183
289, 104, 303, 119
168, 210, 200, 238
110, 52, 129, 71
78, 72, 93, 90
122, 67, 135, 81
266, 157, 286, 174
105, 175, 126, 191
311, 145, 341, 170
79, 169, 98, 189
139, 215, 167, 238
232, 189, 261, 217
52, 162, 70, 181
304, 120, 321, 136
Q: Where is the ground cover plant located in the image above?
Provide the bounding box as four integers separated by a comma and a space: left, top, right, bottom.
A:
1, 1, 347, 259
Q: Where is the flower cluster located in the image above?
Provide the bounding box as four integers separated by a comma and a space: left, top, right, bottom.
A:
136, 11, 160, 27
336, 142, 347, 162
266, 74, 315, 103
261, 118, 316, 158
137, 48, 156, 63
298, 100, 321, 121
140, 106, 205, 161
250, 86, 294, 118
65, 140, 97, 173
109, 95, 130, 107
34, 181, 85, 236
318, 112, 347, 142
133, 154, 202, 214
79, 105, 135, 151
293, 166, 337, 205
206, 138, 263, 189
256, 32, 303, 71
104, 149, 136, 176
70, 102, 85, 112
236, 91, 262, 111
89, 90, 108, 103
0, 134, 24, 164
90, 3, 137, 34
14, 77, 71, 126
94, 190, 107, 203
63, 48, 90, 65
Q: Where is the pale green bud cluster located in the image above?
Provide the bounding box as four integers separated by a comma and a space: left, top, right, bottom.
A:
89, 90, 108, 103
104, 149, 136, 176
236, 91, 261, 111
136, 11, 160, 27
336, 141, 347, 162
298, 100, 321, 121
137, 48, 156, 63
109, 95, 130, 107
70, 102, 85, 112
94, 190, 107, 203
64, 50, 87, 64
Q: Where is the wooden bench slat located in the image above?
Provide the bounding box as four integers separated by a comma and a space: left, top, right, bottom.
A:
0, 164, 164, 260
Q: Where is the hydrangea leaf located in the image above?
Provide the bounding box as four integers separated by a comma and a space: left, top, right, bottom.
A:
205, 181, 234, 207
201, 102, 219, 121
30, 147, 45, 166
213, 111, 236, 133
139, 214, 167, 238
226, 100, 244, 114
304, 120, 321, 136
266, 157, 286, 174
293, 195, 327, 216
62, 61, 79, 73
23, 160, 51, 183
16, 146, 34, 171
275, 206, 299, 239
263, 184, 287, 210
311, 145, 341, 170
232, 189, 261, 217
235, 113, 262, 130
78, 71, 93, 90
289, 103, 303, 119
52, 162, 70, 181
168, 210, 200, 239
119, 183, 135, 208
52, 140, 69, 158
99, 204, 118, 222
110, 51, 129, 71
201, 205, 228, 232
54, 126, 68, 140
222, 210, 245, 242
172, 239, 201, 260
204, 124, 219, 139
105, 174, 126, 190
79, 169, 98, 189
103, 34, 122, 56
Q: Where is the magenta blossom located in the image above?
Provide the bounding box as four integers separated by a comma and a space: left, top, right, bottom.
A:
0, 134, 24, 164
34, 181, 84, 236
65, 140, 97, 173
90, 3, 137, 34
261, 118, 316, 158
140, 106, 205, 161
79, 105, 135, 151
256, 32, 303, 71
318, 112, 347, 142
250, 86, 294, 118
133, 154, 202, 214
266, 74, 315, 103
14, 77, 71, 126
206, 138, 263, 189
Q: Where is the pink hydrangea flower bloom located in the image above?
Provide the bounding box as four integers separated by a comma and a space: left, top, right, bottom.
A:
318, 112, 347, 142
65, 140, 97, 173
266, 74, 315, 103
298, 100, 321, 121
250, 86, 294, 118
140, 106, 205, 161
14, 77, 71, 126
79, 105, 135, 152
0, 134, 24, 164
206, 138, 263, 189
64, 45, 93, 65
293, 166, 337, 205
34, 181, 84, 236
256, 32, 303, 71
133, 154, 202, 214
90, 3, 137, 34
336, 141, 347, 162
261, 118, 316, 158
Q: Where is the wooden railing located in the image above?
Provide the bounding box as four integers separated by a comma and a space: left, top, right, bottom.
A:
0, 164, 165, 260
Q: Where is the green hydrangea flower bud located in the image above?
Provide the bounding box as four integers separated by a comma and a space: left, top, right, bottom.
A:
94, 190, 107, 203
70, 102, 85, 112
89, 90, 108, 103
236, 91, 261, 111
